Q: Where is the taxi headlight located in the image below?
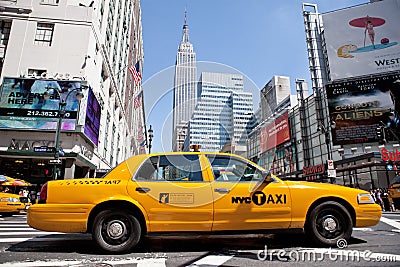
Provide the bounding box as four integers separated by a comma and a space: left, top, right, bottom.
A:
358, 193, 375, 204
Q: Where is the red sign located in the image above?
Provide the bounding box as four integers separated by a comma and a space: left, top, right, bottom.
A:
381, 148, 400, 161
303, 164, 325, 175
260, 112, 290, 153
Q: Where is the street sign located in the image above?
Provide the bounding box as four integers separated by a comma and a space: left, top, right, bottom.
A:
49, 159, 62, 165
328, 169, 336, 178
34, 146, 56, 153
327, 160, 334, 170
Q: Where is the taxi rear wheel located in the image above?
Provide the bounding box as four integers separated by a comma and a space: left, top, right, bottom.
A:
306, 201, 352, 247
92, 209, 141, 253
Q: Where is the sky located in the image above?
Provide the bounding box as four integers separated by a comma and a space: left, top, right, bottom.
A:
140, 0, 368, 153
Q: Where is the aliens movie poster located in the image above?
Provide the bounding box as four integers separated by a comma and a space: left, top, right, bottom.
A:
326, 72, 400, 145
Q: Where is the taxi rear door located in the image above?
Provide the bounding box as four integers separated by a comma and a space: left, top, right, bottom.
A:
127, 154, 214, 232
207, 154, 292, 231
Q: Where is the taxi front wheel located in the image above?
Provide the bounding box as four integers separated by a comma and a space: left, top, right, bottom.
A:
92, 209, 141, 253
305, 201, 352, 247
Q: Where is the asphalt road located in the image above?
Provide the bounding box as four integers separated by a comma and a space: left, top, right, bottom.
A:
0, 212, 400, 266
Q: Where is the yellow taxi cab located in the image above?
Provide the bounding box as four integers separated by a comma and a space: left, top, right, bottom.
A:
389, 176, 400, 209
28, 152, 382, 253
0, 192, 30, 216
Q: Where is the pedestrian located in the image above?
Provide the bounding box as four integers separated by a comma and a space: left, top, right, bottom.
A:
375, 189, 384, 210
30, 189, 36, 204
370, 189, 376, 203
382, 189, 391, 211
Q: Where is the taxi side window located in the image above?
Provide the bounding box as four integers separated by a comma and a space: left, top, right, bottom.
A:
207, 155, 263, 182
135, 155, 203, 182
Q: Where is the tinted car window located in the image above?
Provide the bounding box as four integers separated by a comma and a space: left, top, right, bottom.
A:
135, 155, 203, 182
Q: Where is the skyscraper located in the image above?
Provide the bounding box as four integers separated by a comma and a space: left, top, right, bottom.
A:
183, 72, 254, 155
172, 11, 197, 151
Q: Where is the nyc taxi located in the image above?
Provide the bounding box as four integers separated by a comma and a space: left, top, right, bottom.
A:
28, 153, 382, 253
0, 192, 30, 216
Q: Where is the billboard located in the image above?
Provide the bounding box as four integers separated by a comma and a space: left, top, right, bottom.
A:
0, 77, 82, 130
322, 0, 400, 80
326, 72, 400, 145
259, 112, 290, 153
84, 88, 101, 146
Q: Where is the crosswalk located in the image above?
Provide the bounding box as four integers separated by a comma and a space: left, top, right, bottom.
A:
0, 214, 65, 243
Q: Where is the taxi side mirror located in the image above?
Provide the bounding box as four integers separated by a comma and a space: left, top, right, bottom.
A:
213, 170, 221, 179
250, 171, 272, 193
264, 172, 272, 183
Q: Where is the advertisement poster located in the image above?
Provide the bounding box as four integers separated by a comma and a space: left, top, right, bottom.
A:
84, 88, 101, 146
326, 72, 400, 145
259, 112, 290, 153
0, 77, 82, 130
322, 0, 400, 80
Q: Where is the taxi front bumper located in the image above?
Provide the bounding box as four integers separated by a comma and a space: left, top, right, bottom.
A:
27, 204, 93, 233
354, 204, 382, 227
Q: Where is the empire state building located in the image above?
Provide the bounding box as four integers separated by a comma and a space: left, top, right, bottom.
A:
172, 12, 197, 151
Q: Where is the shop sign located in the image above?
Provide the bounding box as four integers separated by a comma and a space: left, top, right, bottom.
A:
303, 164, 325, 175
380, 147, 400, 161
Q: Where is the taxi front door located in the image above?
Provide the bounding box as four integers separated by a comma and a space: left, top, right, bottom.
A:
127, 154, 213, 232
207, 155, 292, 231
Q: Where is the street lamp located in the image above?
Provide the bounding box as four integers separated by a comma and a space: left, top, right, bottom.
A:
147, 125, 154, 154
44, 87, 84, 180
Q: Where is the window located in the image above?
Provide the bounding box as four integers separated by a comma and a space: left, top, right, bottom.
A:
207, 155, 264, 182
0, 21, 11, 46
34, 23, 54, 46
135, 155, 203, 182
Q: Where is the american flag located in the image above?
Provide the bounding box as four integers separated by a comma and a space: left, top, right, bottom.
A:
128, 61, 142, 86
134, 91, 143, 110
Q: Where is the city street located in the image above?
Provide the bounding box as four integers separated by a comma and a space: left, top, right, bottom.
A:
1, 212, 400, 266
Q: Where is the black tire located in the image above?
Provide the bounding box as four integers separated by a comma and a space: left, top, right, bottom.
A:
305, 201, 352, 247
92, 209, 141, 253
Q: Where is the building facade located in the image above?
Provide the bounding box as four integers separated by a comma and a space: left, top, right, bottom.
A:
172, 12, 197, 152
248, 1, 400, 190
184, 72, 253, 156
0, 0, 145, 185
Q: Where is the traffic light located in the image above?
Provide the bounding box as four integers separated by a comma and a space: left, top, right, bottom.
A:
376, 126, 387, 145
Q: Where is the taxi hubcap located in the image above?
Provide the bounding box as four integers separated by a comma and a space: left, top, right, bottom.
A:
107, 220, 125, 238
322, 216, 337, 232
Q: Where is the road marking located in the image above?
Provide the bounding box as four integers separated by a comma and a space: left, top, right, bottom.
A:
0, 231, 63, 236
0, 258, 166, 266
380, 216, 400, 230
353, 228, 373, 231
0, 234, 84, 243
0, 224, 31, 227
187, 255, 233, 266
0, 227, 41, 231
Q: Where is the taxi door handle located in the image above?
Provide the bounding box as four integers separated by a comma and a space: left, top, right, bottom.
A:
215, 188, 230, 194
136, 187, 150, 193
